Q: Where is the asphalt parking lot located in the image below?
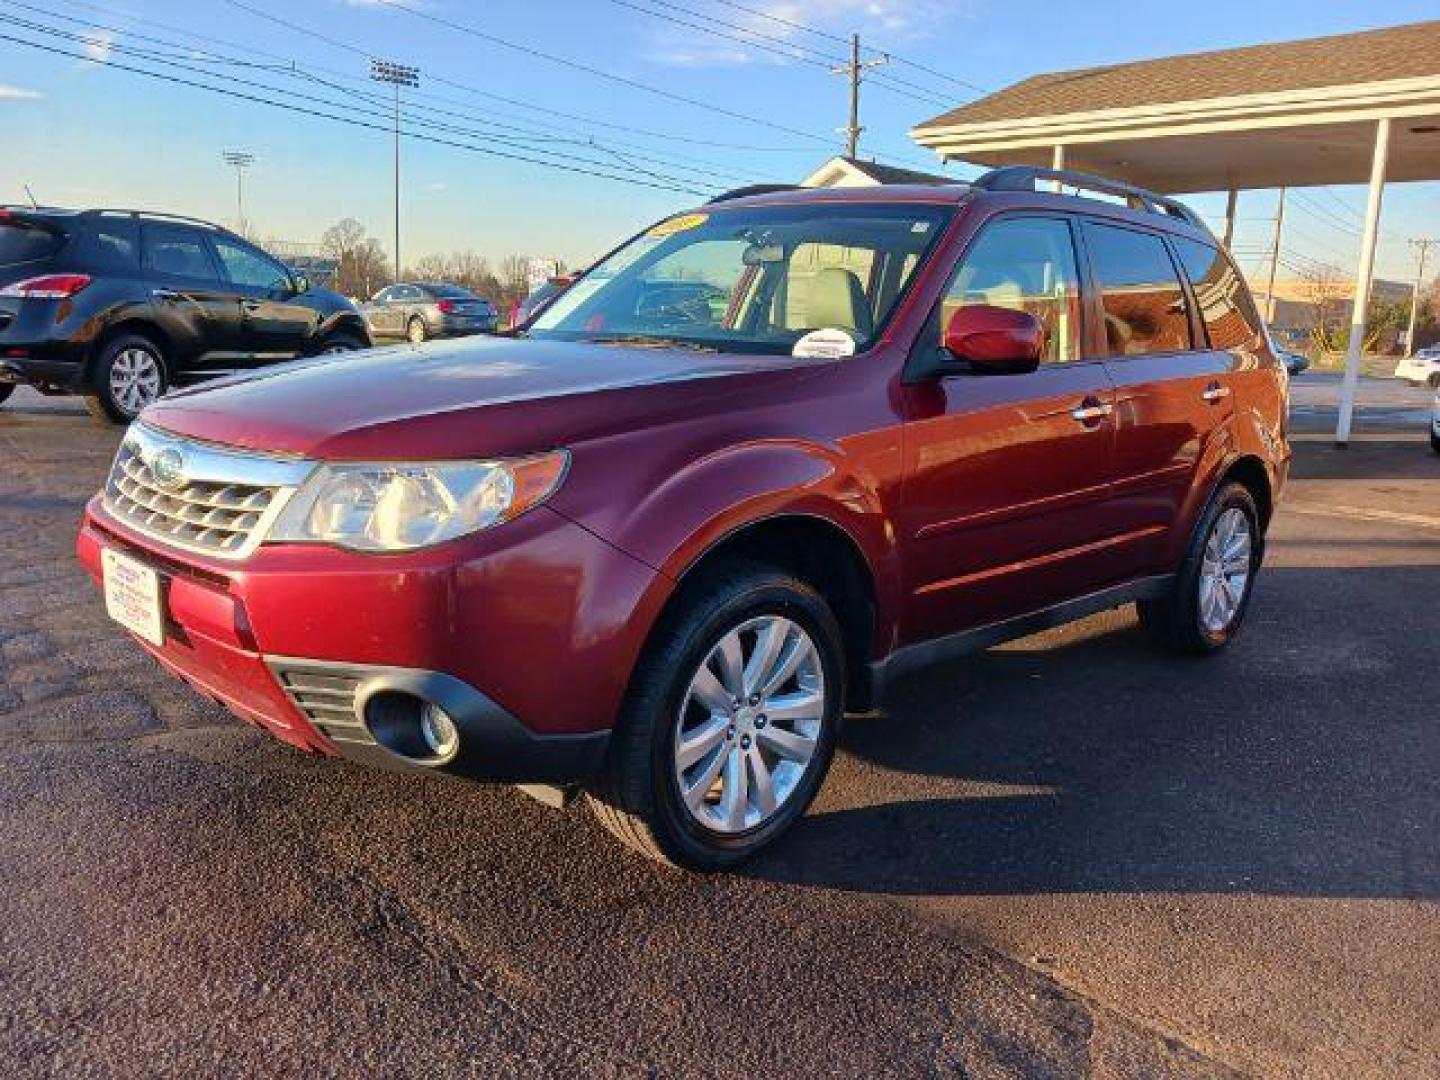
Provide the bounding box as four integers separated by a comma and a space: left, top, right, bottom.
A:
1, 374, 1436, 1078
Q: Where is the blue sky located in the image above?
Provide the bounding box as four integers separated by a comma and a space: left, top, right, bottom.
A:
1, 0, 1435, 284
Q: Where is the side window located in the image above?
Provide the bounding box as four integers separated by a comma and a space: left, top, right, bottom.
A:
213, 237, 291, 293
142, 225, 218, 282
937, 216, 1082, 364
83, 220, 139, 272
1172, 238, 1263, 351
1085, 223, 1192, 357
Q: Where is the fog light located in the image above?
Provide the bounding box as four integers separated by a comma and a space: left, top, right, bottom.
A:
419, 703, 459, 758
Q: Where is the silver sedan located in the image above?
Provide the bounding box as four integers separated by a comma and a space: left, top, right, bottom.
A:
360, 282, 498, 342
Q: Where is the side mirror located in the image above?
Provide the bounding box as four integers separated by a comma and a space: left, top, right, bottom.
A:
291, 273, 311, 295
942, 304, 1045, 374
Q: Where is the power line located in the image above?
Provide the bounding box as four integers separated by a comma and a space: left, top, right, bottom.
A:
605, 0, 958, 108
348, 0, 839, 145
710, 0, 990, 94
0, 2, 760, 188
0, 27, 715, 196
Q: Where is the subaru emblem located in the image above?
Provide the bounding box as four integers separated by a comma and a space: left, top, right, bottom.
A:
150, 447, 186, 490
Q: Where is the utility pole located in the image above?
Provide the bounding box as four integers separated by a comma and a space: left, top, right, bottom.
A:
1404, 238, 1435, 358
221, 150, 254, 231
1263, 186, 1287, 323
370, 59, 420, 283
830, 34, 889, 159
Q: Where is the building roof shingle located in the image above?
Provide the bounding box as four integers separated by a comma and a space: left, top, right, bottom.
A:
917, 19, 1440, 129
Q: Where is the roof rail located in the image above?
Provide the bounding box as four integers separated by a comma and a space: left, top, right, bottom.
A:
973, 166, 1206, 230
86, 208, 237, 234
706, 183, 803, 204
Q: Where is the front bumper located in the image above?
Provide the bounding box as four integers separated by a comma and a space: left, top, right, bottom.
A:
77, 495, 665, 784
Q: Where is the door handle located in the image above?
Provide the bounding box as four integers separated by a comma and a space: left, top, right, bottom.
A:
1070, 397, 1113, 425
151, 288, 181, 302
1202, 382, 1231, 403
240, 299, 263, 312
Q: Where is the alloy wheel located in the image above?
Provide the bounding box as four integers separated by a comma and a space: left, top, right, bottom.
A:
1198, 507, 1252, 634
109, 347, 162, 415
407, 319, 426, 344
673, 615, 825, 834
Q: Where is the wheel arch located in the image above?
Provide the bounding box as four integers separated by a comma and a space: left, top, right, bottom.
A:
86, 319, 174, 382
1220, 454, 1274, 532
652, 512, 882, 710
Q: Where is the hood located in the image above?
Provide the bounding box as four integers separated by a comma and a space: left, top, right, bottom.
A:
143, 336, 822, 460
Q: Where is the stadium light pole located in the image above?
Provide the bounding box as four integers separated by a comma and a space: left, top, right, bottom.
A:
369, 59, 419, 284
221, 150, 255, 230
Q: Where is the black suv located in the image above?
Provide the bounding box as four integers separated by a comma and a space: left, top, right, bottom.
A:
0, 208, 371, 423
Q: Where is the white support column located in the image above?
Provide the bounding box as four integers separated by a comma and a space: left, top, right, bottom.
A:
1221, 186, 1238, 250
1336, 117, 1391, 447
1051, 145, 1065, 192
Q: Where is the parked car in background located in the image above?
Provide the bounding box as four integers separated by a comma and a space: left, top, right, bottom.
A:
77, 168, 1289, 869
359, 282, 497, 342
1277, 348, 1310, 376
0, 207, 369, 423
1394, 345, 1440, 389
513, 275, 574, 327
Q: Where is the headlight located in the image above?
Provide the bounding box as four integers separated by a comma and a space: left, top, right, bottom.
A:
268, 450, 568, 552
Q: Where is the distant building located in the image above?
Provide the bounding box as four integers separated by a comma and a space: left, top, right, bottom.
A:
802, 156, 954, 189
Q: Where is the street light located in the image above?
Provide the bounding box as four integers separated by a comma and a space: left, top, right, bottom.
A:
221, 150, 254, 230
369, 58, 419, 284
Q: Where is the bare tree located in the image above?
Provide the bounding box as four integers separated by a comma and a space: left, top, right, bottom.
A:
321, 219, 391, 299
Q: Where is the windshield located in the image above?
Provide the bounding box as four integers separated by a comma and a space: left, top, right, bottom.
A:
530, 202, 953, 356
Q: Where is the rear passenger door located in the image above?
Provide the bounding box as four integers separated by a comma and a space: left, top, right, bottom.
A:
140, 223, 244, 368
899, 214, 1120, 641
1080, 221, 1238, 576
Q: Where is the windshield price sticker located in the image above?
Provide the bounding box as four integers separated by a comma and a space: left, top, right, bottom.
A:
792, 328, 856, 360
648, 213, 709, 238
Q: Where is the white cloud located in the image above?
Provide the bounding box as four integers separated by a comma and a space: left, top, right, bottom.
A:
81, 31, 113, 65
0, 84, 44, 101
425, 181, 448, 192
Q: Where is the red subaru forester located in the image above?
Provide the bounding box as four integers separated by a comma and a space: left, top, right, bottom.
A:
78, 168, 1289, 869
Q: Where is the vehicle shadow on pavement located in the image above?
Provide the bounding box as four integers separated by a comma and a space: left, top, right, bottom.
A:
749, 565, 1439, 900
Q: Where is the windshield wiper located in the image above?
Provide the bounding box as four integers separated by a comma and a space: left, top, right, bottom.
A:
585, 334, 721, 353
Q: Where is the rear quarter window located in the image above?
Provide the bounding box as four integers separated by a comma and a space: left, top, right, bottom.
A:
0, 221, 65, 267
1172, 237, 1263, 350
1084, 222, 1192, 357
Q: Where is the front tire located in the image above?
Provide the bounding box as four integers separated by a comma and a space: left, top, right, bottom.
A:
0, 383, 13, 408
587, 564, 845, 869
319, 332, 367, 354
85, 334, 167, 424
1139, 482, 1261, 654
1428, 373, 1440, 391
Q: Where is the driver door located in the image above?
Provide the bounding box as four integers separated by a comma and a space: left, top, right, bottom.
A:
210, 235, 318, 362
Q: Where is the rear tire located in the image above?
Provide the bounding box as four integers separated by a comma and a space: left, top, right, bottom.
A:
0, 384, 13, 408
86, 334, 167, 424
1431, 432, 1440, 455
1139, 482, 1261, 654
587, 563, 845, 870
406, 317, 427, 344
1428, 373, 1440, 390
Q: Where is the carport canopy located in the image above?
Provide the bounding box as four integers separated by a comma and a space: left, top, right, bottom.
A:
912, 20, 1440, 444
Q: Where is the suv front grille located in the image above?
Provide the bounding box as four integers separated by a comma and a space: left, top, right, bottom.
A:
102, 423, 313, 560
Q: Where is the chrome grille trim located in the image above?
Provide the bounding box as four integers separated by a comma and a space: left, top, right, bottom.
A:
102, 423, 314, 560
269, 660, 377, 746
